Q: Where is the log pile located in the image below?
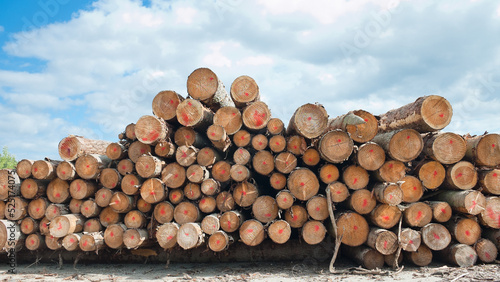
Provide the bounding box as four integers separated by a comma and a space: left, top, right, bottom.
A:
1, 67, 499, 270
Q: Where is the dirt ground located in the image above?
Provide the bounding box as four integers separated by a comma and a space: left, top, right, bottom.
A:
1, 259, 499, 282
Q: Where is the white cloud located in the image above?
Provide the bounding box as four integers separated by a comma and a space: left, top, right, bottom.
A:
0, 26, 4, 33
0, 0, 499, 160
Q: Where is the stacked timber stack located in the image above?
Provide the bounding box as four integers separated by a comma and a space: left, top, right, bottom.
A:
0, 67, 499, 271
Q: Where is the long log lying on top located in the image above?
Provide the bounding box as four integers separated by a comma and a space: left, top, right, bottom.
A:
377, 95, 453, 133
58, 136, 112, 161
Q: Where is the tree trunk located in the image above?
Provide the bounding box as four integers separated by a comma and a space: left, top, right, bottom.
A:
434, 190, 486, 215
155, 140, 176, 159
421, 223, 452, 251
199, 196, 217, 214
437, 243, 477, 267
201, 178, 221, 196
242, 101, 271, 132
444, 161, 478, 190
415, 160, 445, 190
371, 129, 424, 162
213, 106, 242, 135
427, 201, 452, 223
230, 75, 260, 108
103, 223, 127, 249
373, 160, 406, 183
355, 142, 385, 171
302, 148, 320, 167
156, 222, 179, 250
207, 124, 232, 152
268, 220, 291, 244
306, 195, 329, 221
183, 183, 202, 201
110, 191, 134, 213
26, 233, 45, 251
284, 205, 308, 228
95, 187, 113, 207
275, 190, 294, 210
99, 206, 123, 228
478, 196, 500, 229
287, 168, 320, 202
123, 228, 150, 249
335, 211, 369, 247
377, 95, 452, 133
287, 103, 329, 139
267, 118, 284, 135
366, 227, 398, 255
56, 160, 77, 181
301, 220, 327, 245
251, 134, 268, 151
46, 178, 70, 204
83, 218, 102, 233
216, 191, 235, 212
80, 232, 105, 252
478, 169, 500, 195
152, 90, 184, 122
45, 235, 63, 250
253, 196, 279, 223
287, 135, 307, 156
45, 203, 70, 220
62, 233, 81, 251
136, 199, 152, 214
81, 199, 101, 218
20, 178, 48, 199
327, 110, 379, 143
174, 127, 210, 148
464, 133, 500, 167
316, 130, 354, 163
32, 159, 60, 180
16, 159, 34, 179
49, 214, 85, 238
211, 160, 232, 182
177, 222, 204, 250
369, 204, 402, 229
124, 210, 147, 229
474, 238, 498, 263
270, 172, 287, 190
445, 216, 481, 246
75, 154, 111, 180
373, 182, 403, 206
173, 201, 201, 225
161, 162, 186, 189
341, 245, 384, 270
239, 219, 265, 246
233, 147, 251, 166
127, 141, 152, 163
318, 164, 339, 184
176, 145, 198, 167
345, 189, 376, 215
269, 135, 287, 154
233, 129, 252, 147
400, 175, 423, 203
187, 165, 210, 184
220, 210, 244, 233
58, 136, 112, 161
233, 181, 259, 208
140, 178, 166, 204
117, 159, 135, 176
27, 198, 49, 220
402, 202, 432, 227
106, 142, 127, 160
187, 67, 235, 111
253, 151, 275, 175
176, 98, 214, 129
201, 213, 220, 235
404, 244, 432, 266
69, 198, 83, 214
274, 152, 297, 174
135, 155, 164, 179
422, 132, 466, 164
399, 227, 421, 252
20, 217, 39, 235
230, 164, 251, 182
198, 147, 222, 167
69, 179, 97, 200
342, 165, 369, 190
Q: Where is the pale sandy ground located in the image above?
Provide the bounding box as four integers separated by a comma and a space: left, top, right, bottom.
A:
1, 260, 499, 282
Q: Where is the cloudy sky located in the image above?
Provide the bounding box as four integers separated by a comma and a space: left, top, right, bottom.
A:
1, 0, 499, 161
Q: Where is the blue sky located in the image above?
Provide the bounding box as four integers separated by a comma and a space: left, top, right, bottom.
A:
1, 0, 500, 161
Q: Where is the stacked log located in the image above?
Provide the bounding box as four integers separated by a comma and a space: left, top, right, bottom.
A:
1, 68, 499, 271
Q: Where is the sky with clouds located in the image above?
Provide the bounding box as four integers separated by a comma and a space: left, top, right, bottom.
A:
0, 0, 499, 161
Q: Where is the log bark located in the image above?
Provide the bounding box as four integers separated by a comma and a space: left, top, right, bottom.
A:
58, 136, 112, 161
421, 223, 452, 251
242, 101, 271, 131
187, 67, 234, 111
213, 106, 242, 135
75, 154, 111, 180
327, 110, 378, 143
437, 243, 477, 267
372, 129, 424, 162
287, 168, 319, 201
464, 133, 500, 167
287, 103, 329, 139
422, 132, 466, 164
316, 130, 354, 163
176, 98, 214, 129
434, 190, 486, 215
378, 95, 452, 133
230, 75, 260, 108
152, 90, 184, 122
341, 245, 384, 270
